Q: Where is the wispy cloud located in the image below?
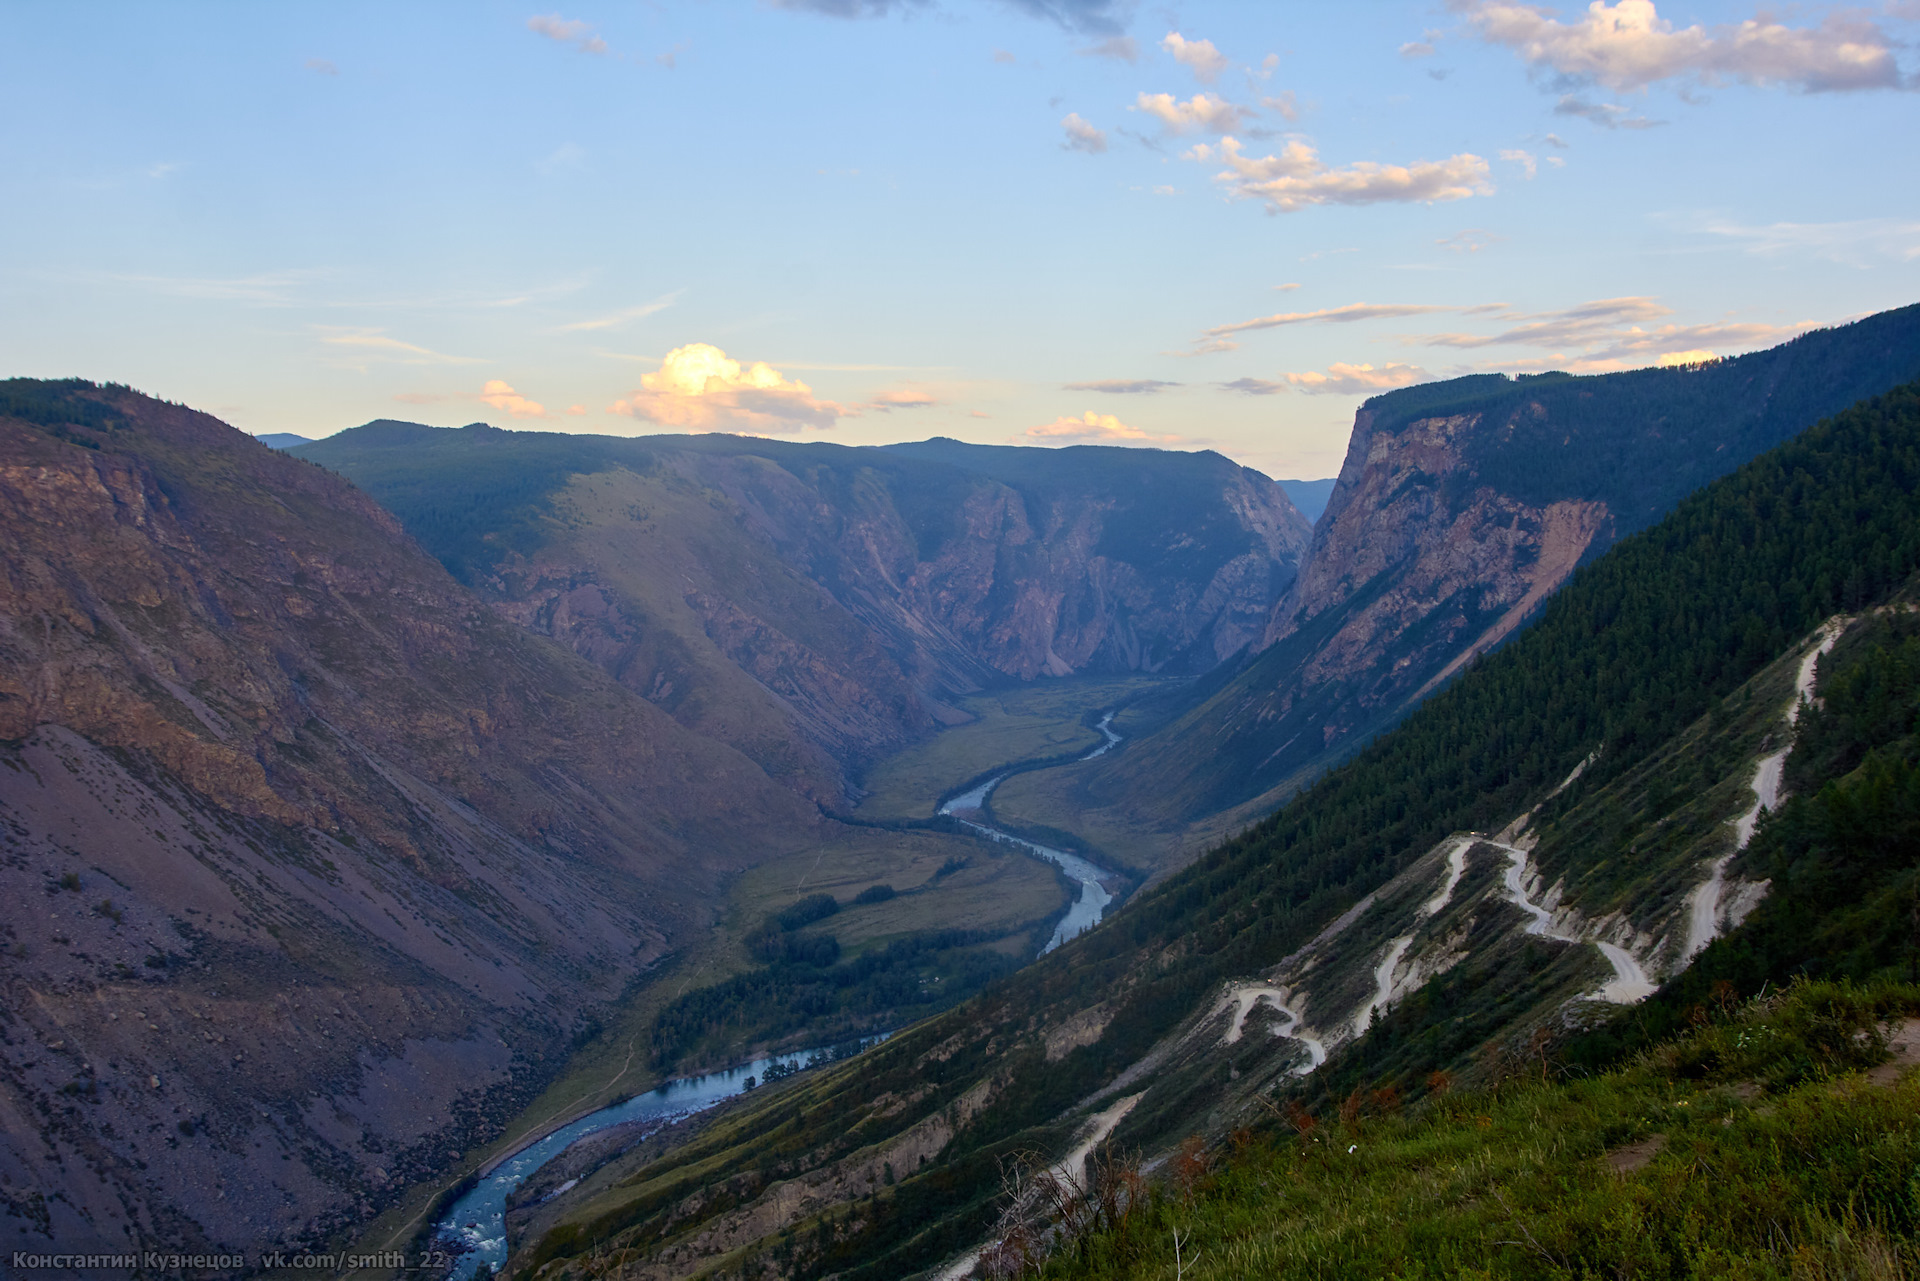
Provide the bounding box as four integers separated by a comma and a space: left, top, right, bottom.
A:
305, 57, 338, 76
1399, 295, 1820, 369
1203, 302, 1458, 340
1079, 35, 1138, 62
1162, 31, 1230, 83
1437, 228, 1503, 253
1063, 379, 1182, 394
1061, 112, 1109, 153
1135, 91, 1253, 134
1553, 93, 1662, 129
1456, 0, 1909, 94
1500, 148, 1537, 178
558, 292, 681, 333
869, 387, 940, 410
1189, 137, 1493, 213
1285, 361, 1433, 395
1023, 410, 1184, 444
609, 343, 847, 432
316, 327, 480, 365
527, 13, 608, 54
1682, 215, 1920, 265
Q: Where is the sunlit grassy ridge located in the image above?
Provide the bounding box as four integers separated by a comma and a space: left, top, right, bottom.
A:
1027, 981, 1920, 1280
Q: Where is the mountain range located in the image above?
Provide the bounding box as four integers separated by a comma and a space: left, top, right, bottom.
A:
4, 301, 1920, 1273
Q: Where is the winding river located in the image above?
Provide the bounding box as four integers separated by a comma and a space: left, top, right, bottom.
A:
435, 1041, 879, 1279
937, 712, 1127, 952
430, 712, 1125, 1274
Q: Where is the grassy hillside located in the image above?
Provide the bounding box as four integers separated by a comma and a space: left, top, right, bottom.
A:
1023, 981, 1920, 1279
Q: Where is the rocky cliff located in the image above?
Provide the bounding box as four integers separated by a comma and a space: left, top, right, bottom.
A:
1006, 304, 1920, 846
0, 383, 872, 1255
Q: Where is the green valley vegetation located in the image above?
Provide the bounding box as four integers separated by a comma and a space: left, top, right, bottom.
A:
515, 380, 1920, 1279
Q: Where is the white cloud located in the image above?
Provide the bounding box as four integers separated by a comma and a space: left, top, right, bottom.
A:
480, 379, 548, 418
1162, 32, 1230, 83
608, 343, 847, 432
1204, 302, 1459, 341
558, 292, 681, 332
527, 13, 608, 54
1061, 112, 1109, 153
1194, 136, 1492, 213
316, 328, 479, 365
1023, 410, 1183, 444
1499, 148, 1538, 178
1273, 282, 1302, 292
1401, 40, 1437, 58
1133, 92, 1254, 134
1457, 0, 1907, 94
1542, 131, 1570, 148
1655, 349, 1718, 366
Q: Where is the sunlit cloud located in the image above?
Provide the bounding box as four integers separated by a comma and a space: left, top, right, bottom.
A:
870, 388, 940, 410
1259, 91, 1301, 121
1655, 349, 1718, 366
316, 327, 480, 364
558, 292, 681, 332
1063, 379, 1182, 394
1416, 296, 1674, 348
608, 343, 847, 433
527, 13, 608, 54
1285, 362, 1434, 394
1061, 112, 1109, 153
1189, 136, 1492, 213
1134, 91, 1253, 134
1162, 32, 1230, 83
1456, 0, 1909, 94
1023, 410, 1184, 444
480, 379, 548, 418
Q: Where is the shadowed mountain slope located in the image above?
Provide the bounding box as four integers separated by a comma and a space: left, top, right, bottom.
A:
0, 381, 921, 1255
293, 429, 1309, 803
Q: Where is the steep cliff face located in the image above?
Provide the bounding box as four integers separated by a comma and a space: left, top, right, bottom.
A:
0, 384, 846, 1253
296, 430, 1311, 798
1033, 305, 1920, 841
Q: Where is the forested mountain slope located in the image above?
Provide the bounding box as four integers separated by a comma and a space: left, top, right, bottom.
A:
996, 304, 1920, 857
292, 429, 1309, 803
0, 381, 966, 1256
512, 379, 1920, 1280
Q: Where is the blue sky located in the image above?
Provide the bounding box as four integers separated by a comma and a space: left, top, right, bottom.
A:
4, 1, 1917, 478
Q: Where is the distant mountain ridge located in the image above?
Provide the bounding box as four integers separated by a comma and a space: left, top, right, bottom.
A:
997, 302, 1920, 857
292, 428, 1311, 801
